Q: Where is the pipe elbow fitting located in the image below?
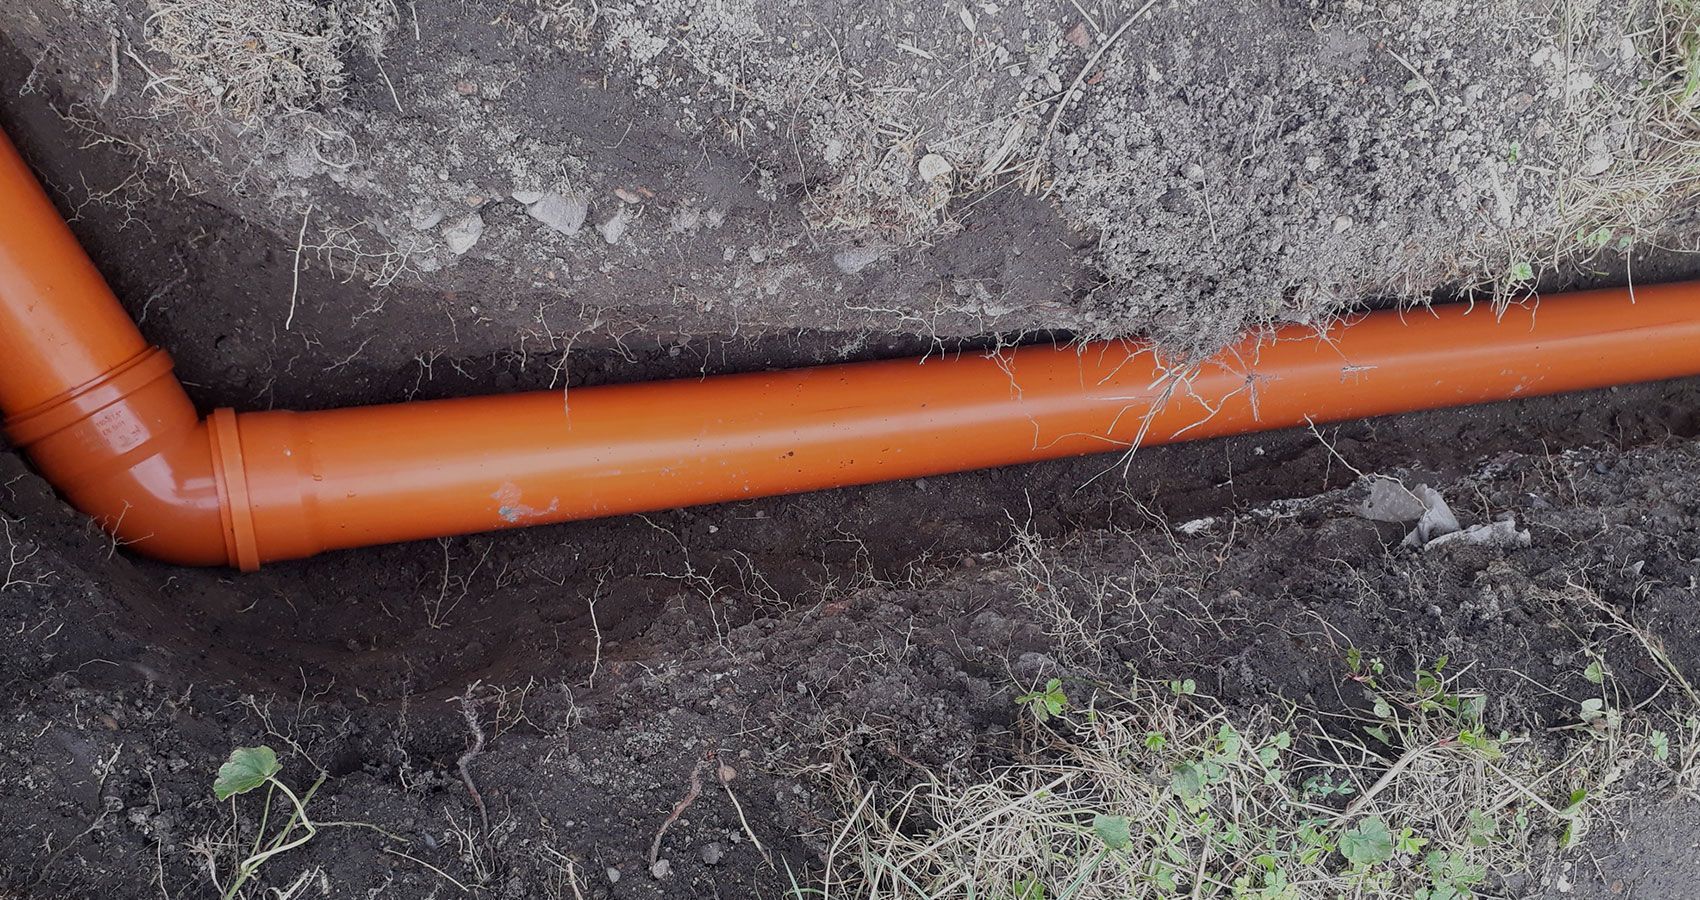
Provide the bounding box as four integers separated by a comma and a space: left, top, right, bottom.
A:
2, 347, 251, 568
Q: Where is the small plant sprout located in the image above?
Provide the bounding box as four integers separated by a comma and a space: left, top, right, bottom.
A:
822, 660, 1600, 898
1339, 816, 1395, 867
212, 745, 328, 899
1016, 678, 1069, 723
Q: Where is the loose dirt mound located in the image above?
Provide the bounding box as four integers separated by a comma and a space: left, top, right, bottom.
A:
5, 0, 1692, 362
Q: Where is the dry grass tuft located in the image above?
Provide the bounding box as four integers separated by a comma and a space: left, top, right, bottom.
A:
804, 642, 1695, 899
1472, 0, 1700, 301
138, 0, 397, 126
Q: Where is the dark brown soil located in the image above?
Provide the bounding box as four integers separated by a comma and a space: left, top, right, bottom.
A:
6, 393, 1700, 897
4, 12, 1700, 900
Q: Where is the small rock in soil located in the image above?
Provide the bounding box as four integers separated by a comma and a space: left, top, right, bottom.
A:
442, 214, 484, 254
1358, 479, 1425, 523
650, 859, 673, 879
410, 203, 445, 230
1424, 518, 1531, 551
700, 842, 724, 865
598, 208, 633, 245
1402, 485, 1462, 547
530, 191, 590, 236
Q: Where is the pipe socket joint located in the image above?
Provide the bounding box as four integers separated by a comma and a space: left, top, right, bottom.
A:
3, 346, 251, 568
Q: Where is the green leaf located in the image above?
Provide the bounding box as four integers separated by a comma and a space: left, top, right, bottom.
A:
1396, 826, 1429, 855
1583, 660, 1605, 684
1093, 813, 1132, 851
1339, 817, 1395, 867
1650, 729, 1671, 762
1216, 724, 1243, 758
214, 746, 281, 801
1015, 679, 1068, 723
1580, 226, 1613, 249
1171, 762, 1206, 800
1559, 819, 1582, 850
1013, 875, 1047, 900
1465, 809, 1499, 848
1457, 729, 1502, 760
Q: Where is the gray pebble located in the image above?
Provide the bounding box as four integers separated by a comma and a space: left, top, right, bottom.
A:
442, 214, 484, 254
530, 191, 590, 235
598, 209, 632, 245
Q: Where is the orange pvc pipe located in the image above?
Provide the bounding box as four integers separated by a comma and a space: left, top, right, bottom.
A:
3, 124, 1700, 569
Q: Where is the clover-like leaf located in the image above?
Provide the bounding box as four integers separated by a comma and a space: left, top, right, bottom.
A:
214, 746, 281, 801
1339, 816, 1395, 866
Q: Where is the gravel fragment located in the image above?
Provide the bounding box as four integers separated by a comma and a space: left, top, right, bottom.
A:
442, 214, 484, 254
529, 191, 590, 236
598, 207, 633, 245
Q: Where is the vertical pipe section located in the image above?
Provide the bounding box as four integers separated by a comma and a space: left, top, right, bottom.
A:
0, 129, 151, 410
0, 128, 230, 565
225, 283, 1700, 564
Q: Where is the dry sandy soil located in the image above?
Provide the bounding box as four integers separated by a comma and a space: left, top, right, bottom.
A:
3, 0, 1700, 897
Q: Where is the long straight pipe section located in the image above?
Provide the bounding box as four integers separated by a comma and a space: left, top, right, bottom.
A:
4, 126, 1700, 569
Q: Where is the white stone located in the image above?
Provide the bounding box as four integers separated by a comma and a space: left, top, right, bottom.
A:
919, 153, 954, 182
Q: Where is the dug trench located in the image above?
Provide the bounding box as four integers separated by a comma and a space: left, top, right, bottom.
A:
6, 77, 1700, 900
